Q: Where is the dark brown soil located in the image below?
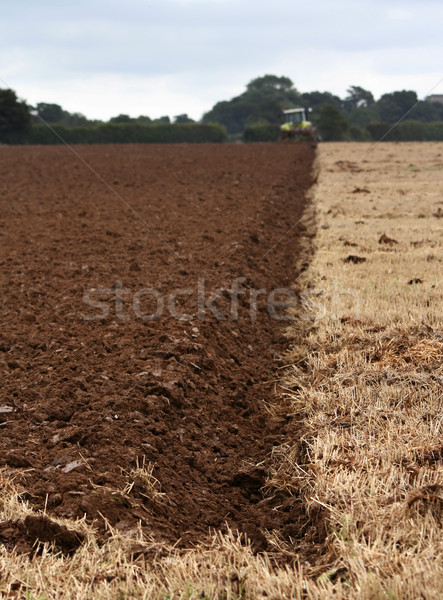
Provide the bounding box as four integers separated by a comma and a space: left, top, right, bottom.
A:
0, 143, 315, 552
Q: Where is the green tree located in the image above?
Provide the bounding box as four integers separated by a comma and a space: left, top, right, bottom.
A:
33, 102, 94, 127
203, 98, 255, 134
246, 74, 294, 95
63, 112, 91, 127
174, 113, 194, 124
202, 74, 302, 134
135, 115, 152, 124
344, 86, 375, 110
377, 90, 418, 122
0, 88, 31, 143
34, 102, 66, 123
408, 100, 443, 122
318, 104, 349, 141
154, 116, 170, 124
348, 106, 380, 127
301, 91, 342, 110
109, 114, 133, 123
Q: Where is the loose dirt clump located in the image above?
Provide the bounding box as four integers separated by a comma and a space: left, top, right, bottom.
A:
0, 515, 84, 555
0, 143, 315, 552
343, 255, 366, 264
378, 233, 398, 245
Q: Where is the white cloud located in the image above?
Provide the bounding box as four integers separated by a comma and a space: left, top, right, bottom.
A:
1, 0, 443, 119
386, 8, 414, 21
12, 74, 214, 121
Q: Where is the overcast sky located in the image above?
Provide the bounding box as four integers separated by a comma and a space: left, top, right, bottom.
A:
1, 0, 442, 121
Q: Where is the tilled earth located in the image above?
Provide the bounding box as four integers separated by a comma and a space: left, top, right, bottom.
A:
0, 143, 314, 553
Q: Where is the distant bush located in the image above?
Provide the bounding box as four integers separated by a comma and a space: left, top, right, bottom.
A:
227, 132, 244, 143
366, 120, 443, 142
317, 104, 348, 141
366, 122, 392, 141
391, 120, 427, 141
425, 122, 443, 140
26, 122, 227, 145
243, 124, 280, 142
348, 125, 371, 141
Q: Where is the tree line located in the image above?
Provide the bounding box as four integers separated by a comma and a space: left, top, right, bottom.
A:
2, 76, 443, 144
202, 76, 443, 142
0, 89, 225, 144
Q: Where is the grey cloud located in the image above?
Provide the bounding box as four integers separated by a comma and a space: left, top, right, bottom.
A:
2, 0, 442, 117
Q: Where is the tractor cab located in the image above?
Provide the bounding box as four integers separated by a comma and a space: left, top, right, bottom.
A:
282, 107, 308, 126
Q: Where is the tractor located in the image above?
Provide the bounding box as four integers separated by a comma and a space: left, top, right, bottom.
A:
280, 107, 318, 146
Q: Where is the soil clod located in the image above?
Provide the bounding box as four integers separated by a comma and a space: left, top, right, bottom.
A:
343, 255, 367, 264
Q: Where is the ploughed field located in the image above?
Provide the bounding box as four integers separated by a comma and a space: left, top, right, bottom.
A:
0, 143, 314, 553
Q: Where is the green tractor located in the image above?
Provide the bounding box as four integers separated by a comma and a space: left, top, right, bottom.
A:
280, 107, 318, 146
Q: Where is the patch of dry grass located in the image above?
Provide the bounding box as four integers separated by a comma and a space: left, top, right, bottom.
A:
271, 141, 443, 598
